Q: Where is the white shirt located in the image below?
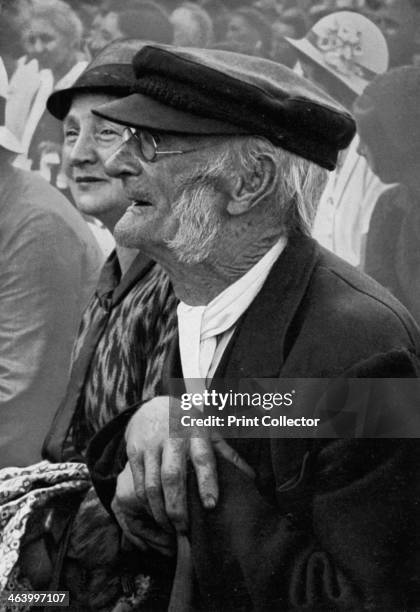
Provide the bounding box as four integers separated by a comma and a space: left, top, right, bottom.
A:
177, 237, 287, 392
312, 136, 389, 268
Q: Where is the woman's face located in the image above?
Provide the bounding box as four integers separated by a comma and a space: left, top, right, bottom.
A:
62, 92, 130, 230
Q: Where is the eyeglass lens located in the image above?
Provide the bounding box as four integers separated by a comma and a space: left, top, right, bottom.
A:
123, 127, 156, 162
138, 130, 157, 162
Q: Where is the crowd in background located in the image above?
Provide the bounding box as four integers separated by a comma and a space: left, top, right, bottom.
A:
1, 0, 419, 195
1, 0, 419, 187
2, 0, 420, 76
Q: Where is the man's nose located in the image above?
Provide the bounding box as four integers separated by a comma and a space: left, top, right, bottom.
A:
104, 143, 142, 178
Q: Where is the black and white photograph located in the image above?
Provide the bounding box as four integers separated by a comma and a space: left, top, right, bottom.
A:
0, 0, 419, 610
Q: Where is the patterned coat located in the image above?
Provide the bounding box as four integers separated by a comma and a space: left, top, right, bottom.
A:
43, 250, 178, 461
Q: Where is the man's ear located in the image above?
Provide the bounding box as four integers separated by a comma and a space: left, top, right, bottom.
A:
226, 154, 277, 216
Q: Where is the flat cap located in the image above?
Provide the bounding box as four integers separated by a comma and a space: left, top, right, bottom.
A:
47, 38, 148, 120
93, 45, 356, 170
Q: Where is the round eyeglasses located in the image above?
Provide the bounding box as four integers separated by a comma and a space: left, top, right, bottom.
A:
122, 127, 186, 163
121, 127, 225, 163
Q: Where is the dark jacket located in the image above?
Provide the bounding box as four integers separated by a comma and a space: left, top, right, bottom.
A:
88, 233, 420, 611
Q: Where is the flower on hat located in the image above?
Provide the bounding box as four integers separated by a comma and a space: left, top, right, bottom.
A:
315, 20, 364, 78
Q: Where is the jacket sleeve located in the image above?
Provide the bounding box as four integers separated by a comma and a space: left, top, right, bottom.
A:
187, 437, 419, 611
0, 207, 100, 468
87, 408, 135, 513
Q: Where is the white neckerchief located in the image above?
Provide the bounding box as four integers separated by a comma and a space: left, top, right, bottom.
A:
177, 238, 287, 392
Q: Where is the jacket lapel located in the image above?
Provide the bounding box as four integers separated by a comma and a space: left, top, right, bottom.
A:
159, 234, 319, 397
218, 233, 319, 380
112, 251, 154, 305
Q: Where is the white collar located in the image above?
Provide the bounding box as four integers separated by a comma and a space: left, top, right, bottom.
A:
177, 237, 287, 381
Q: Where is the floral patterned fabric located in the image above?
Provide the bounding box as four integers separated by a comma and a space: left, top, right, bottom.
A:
0, 461, 90, 611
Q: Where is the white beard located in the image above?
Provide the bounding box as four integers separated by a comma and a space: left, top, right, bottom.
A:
166, 179, 222, 265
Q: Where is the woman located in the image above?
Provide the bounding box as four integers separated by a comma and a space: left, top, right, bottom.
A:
45, 37, 178, 462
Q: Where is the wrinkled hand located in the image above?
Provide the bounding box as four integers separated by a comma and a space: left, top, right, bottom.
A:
122, 395, 255, 534
112, 463, 176, 557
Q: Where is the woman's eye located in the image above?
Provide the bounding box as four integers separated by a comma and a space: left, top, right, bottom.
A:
64, 129, 78, 143
97, 128, 122, 143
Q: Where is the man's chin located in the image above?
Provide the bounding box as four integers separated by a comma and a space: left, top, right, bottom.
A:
114, 221, 137, 249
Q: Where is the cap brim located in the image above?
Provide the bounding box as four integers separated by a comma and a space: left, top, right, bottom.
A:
47, 85, 133, 120
285, 36, 368, 95
0, 126, 24, 153
92, 92, 250, 135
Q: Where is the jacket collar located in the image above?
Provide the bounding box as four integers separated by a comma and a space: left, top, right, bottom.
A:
96, 250, 154, 307
216, 233, 319, 380
164, 233, 320, 385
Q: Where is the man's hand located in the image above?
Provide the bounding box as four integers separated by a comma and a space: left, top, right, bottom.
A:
123, 396, 255, 534
112, 463, 176, 557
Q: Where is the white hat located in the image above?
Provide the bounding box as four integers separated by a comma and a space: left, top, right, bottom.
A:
286, 11, 389, 95
0, 58, 24, 153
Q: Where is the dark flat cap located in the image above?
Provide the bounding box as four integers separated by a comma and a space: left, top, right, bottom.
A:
47, 38, 150, 120
93, 45, 355, 170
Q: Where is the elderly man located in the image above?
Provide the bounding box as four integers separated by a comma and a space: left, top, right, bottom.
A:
88, 46, 420, 610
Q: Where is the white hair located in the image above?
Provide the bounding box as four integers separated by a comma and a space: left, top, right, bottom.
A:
29, 0, 83, 47
228, 136, 329, 235
165, 157, 223, 264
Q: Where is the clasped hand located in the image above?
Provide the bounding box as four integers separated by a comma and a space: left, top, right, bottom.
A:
111, 395, 254, 552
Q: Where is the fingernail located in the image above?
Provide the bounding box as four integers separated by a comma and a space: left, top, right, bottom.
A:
204, 494, 217, 509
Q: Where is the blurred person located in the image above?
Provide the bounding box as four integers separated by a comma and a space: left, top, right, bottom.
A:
370, 0, 420, 67
286, 11, 390, 267
22, 0, 85, 81
281, 3, 311, 32
309, 0, 366, 23
0, 57, 103, 468
308, 0, 337, 22
17, 0, 88, 183
355, 66, 420, 323
170, 2, 214, 47
252, 0, 282, 21
0, 0, 30, 75
88, 1, 173, 56
200, 0, 230, 40
87, 11, 118, 56
271, 18, 303, 65
71, 0, 104, 30
220, 6, 273, 56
